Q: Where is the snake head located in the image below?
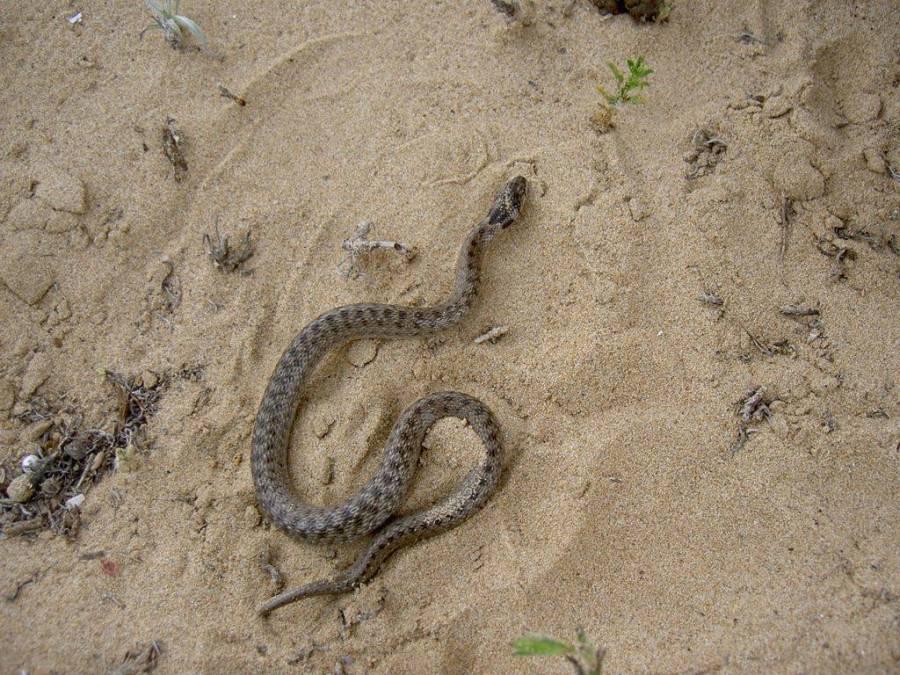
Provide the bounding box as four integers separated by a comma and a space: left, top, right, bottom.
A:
487, 176, 527, 229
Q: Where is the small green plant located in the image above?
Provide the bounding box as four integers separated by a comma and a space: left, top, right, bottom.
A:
597, 56, 653, 106
140, 0, 207, 49
513, 629, 606, 675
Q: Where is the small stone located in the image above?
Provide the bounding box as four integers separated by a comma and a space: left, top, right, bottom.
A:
842, 93, 881, 124
347, 340, 379, 367
627, 197, 649, 222
244, 505, 261, 528
90, 451, 106, 472
0, 255, 54, 305
318, 456, 335, 486
140, 370, 159, 389
65, 493, 85, 510
863, 148, 886, 175
313, 415, 335, 439
764, 96, 792, 118
768, 415, 790, 438
6, 474, 35, 502
33, 162, 87, 214
21, 454, 42, 473
21, 419, 52, 442
20, 352, 53, 398
772, 154, 825, 201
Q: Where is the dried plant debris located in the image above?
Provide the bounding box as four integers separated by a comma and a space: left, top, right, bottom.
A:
778, 195, 795, 272
489, 0, 535, 24
780, 304, 819, 317
217, 83, 246, 106
815, 236, 857, 281
730, 386, 773, 455
740, 324, 794, 360
780, 304, 828, 347
815, 218, 898, 279
204, 224, 254, 273
258, 547, 285, 593
698, 291, 723, 307
833, 223, 890, 251
1, 371, 166, 538
162, 116, 187, 181
698, 290, 725, 319
805, 317, 827, 344
591, 0, 672, 22
685, 128, 727, 179
4, 569, 46, 602
109, 640, 162, 675
474, 325, 509, 344
160, 259, 182, 311
339, 589, 386, 639
738, 30, 767, 45
490, 0, 519, 17
338, 220, 416, 279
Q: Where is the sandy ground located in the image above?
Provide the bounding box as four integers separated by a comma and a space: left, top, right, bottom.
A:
1, 1, 899, 673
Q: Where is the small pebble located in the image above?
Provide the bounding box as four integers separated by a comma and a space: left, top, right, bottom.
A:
764, 96, 792, 118
65, 493, 85, 510
769, 415, 790, 438
7, 474, 35, 502
313, 416, 335, 439
318, 455, 335, 486
21, 454, 41, 473
626, 197, 649, 222
347, 340, 379, 367
244, 505, 261, 528
21, 419, 52, 442
863, 148, 886, 175
842, 93, 881, 124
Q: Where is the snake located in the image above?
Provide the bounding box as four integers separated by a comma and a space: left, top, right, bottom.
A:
251, 176, 528, 615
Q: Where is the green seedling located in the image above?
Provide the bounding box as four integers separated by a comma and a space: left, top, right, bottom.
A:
513, 629, 606, 675
140, 0, 207, 49
597, 56, 653, 106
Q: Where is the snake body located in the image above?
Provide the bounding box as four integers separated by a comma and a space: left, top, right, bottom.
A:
252, 176, 528, 615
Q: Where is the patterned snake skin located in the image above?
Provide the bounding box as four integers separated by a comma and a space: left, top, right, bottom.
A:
252, 176, 528, 615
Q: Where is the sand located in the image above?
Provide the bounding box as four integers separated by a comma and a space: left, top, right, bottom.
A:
1, 1, 898, 673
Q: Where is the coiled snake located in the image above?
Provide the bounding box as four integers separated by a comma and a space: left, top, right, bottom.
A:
252, 176, 528, 614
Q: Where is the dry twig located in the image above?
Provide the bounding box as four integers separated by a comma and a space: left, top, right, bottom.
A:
162, 117, 187, 182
